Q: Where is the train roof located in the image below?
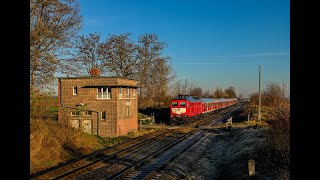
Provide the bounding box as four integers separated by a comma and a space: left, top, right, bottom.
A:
172, 95, 203, 102
173, 95, 238, 103
200, 98, 238, 103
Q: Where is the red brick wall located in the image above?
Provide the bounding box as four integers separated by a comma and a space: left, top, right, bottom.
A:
58, 77, 138, 137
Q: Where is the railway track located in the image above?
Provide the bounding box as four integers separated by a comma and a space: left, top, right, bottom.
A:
74, 128, 196, 180
30, 103, 245, 180
117, 130, 207, 180
30, 129, 171, 180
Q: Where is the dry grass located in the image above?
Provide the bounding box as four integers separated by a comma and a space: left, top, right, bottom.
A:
127, 128, 157, 138
255, 101, 290, 179
245, 98, 290, 178
30, 119, 159, 175
30, 119, 104, 175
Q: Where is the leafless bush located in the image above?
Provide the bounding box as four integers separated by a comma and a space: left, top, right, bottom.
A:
257, 99, 290, 178
30, 89, 57, 119
247, 82, 290, 178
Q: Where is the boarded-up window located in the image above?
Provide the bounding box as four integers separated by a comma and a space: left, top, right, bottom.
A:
83, 120, 92, 134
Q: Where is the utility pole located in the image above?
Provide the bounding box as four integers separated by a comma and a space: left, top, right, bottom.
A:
258, 65, 262, 124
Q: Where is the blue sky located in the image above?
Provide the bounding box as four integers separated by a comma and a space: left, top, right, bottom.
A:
76, 0, 290, 97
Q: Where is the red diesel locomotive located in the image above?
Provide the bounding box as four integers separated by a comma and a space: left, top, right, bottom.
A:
169, 95, 238, 124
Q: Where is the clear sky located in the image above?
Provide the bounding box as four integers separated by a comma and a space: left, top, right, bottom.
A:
76, 0, 290, 97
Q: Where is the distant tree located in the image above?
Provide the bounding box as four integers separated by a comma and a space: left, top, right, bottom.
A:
171, 78, 197, 97
203, 89, 212, 98
30, 0, 82, 92
224, 86, 237, 98
213, 87, 225, 98
100, 33, 138, 78
190, 87, 203, 98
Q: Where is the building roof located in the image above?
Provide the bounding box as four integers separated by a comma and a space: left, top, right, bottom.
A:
58, 76, 138, 81
58, 76, 139, 88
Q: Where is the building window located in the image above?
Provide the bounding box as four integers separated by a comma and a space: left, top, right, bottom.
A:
101, 111, 106, 120
132, 89, 136, 99
83, 111, 92, 116
71, 111, 80, 116
119, 87, 123, 99
97, 87, 111, 99
126, 87, 130, 99
73, 86, 78, 95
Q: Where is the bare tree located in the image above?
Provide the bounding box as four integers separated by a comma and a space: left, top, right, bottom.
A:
203, 89, 212, 98
224, 86, 237, 98
171, 78, 197, 97
262, 82, 289, 107
190, 87, 203, 98
248, 82, 289, 111
100, 33, 138, 78
213, 86, 225, 98
30, 0, 82, 92
147, 57, 175, 107
136, 34, 167, 96
60, 32, 107, 76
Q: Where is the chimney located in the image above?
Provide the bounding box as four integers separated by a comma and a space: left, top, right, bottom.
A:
90, 68, 101, 76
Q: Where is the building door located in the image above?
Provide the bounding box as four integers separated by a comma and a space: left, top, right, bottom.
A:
83, 119, 92, 134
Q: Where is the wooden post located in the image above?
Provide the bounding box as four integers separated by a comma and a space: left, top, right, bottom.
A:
248, 159, 255, 176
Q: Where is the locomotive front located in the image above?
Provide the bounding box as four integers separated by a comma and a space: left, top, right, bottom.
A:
170, 99, 188, 118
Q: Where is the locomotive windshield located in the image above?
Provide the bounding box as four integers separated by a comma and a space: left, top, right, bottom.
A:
171, 102, 178, 106
180, 102, 186, 106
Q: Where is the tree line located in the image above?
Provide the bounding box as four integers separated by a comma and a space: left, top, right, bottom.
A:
170, 78, 237, 99
30, 0, 239, 111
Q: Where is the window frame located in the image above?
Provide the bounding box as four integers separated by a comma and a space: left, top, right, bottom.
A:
97, 87, 111, 99
73, 86, 78, 95
83, 111, 92, 116
126, 87, 130, 99
71, 111, 80, 116
119, 87, 123, 99
101, 111, 106, 120
132, 89, 136, 99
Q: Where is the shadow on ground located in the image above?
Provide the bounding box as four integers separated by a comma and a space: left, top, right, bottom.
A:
139, 108, 170, 124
